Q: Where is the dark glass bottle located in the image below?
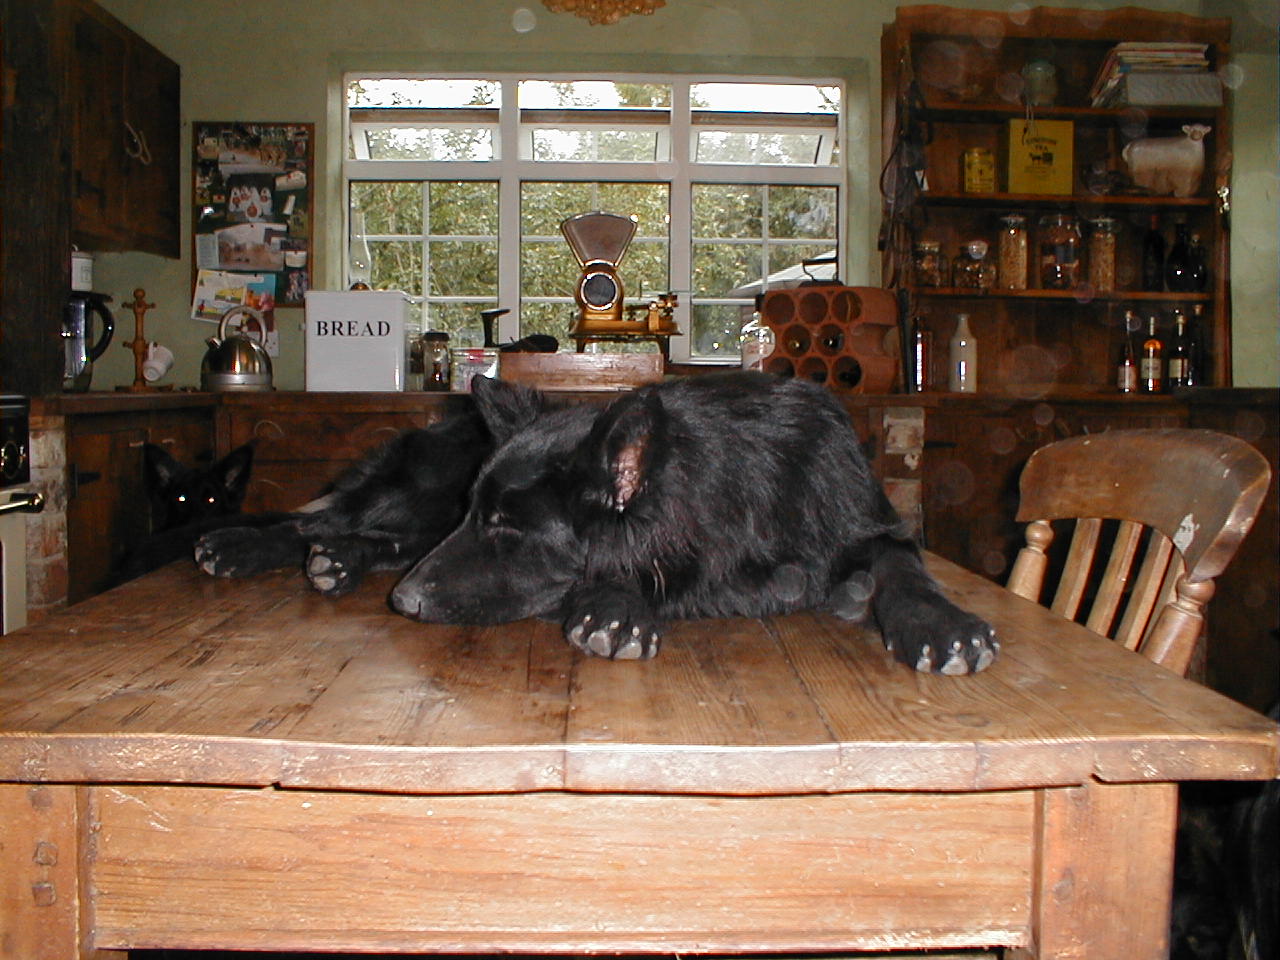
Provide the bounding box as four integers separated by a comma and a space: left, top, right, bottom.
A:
1140, 214, 1165, 292
1164, 221, 1193, 292
1188, 233, 1209, 292
1116, 310, 1138, 394
1185, 304, 1206, 387
1140, 315, 1163, 394
1166, 309, 1191, 389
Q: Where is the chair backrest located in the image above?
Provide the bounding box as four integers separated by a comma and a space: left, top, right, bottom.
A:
1006, 428, 1271, 675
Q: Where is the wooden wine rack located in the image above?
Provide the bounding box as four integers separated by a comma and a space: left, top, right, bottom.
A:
760, 285, 899, 393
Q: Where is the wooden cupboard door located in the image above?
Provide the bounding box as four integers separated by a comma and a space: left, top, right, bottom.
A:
65, 427, 148, 604
69, 3, 127, 247
121, 29, 180, 257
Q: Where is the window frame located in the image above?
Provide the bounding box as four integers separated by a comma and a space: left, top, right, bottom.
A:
342, 72, 849, 361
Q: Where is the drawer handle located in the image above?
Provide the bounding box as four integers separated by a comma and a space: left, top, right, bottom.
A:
253, 419, 284, 440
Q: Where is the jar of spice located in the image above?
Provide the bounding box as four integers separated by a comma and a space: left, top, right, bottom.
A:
962, 147, 996, 193
1037, 213, 1082, 290
953, 240, 996, 288
997, 215, 1029, 290
1087, 217, 1118, 292
912, 240, 948, 287
421, 331, 451, 391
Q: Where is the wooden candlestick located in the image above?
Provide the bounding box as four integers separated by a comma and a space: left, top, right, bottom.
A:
117, 288, 167, 392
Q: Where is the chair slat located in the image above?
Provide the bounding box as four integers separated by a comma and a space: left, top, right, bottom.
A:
1114, 531, 1174, 652
1085, 519, 1143, 638
1051, 518, 1102, 621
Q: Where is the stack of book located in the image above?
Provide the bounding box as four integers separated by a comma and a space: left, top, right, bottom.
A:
1090, 42, 1221, 107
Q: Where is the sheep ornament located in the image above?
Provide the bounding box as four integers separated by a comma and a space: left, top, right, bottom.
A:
1122, 124, 1212, 198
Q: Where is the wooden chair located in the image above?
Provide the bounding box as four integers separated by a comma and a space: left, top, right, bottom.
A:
1007, 428, 1271, 675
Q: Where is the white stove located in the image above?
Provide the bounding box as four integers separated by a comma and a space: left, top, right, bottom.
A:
0, 395, 44, 633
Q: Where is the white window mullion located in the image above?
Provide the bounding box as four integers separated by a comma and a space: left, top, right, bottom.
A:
498, 78, 522, 343
667, 78, 694, 361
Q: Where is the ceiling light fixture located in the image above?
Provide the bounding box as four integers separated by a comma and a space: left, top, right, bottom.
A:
540, 0, 665, 25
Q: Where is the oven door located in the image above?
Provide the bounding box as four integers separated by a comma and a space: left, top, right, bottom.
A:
0, 491, 43, 633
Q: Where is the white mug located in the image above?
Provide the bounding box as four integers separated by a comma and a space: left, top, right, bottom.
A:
142, 342, 174, 382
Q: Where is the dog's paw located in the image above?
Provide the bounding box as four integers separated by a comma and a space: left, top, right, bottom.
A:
305, 543, 361, 597
562, 588, 662, 660
881, 596, 998, 676
194, 527, 265, 578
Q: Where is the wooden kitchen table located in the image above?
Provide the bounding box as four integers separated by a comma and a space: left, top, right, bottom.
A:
1, 557, 1276, 959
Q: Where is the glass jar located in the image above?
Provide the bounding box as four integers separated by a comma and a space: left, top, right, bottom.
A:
953, 240, 996, 288
962, 147, 996, 193
912, 240, 948, 287
997, 215, 1029, 290
1087, 218, 1118, 292
421, 331, 451, 391
1037, 213, 1082, 290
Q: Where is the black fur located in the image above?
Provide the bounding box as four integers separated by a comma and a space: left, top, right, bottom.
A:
387, 372, 996, 673
195, 409, 490, 597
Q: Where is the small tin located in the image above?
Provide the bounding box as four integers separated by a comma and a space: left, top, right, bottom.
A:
962, 147, 996, 193
449, 347, 500, 393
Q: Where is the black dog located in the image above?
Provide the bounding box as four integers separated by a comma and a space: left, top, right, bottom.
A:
112, 443, 257, 584
195, 409, 490, 597
387, 372, 996, 674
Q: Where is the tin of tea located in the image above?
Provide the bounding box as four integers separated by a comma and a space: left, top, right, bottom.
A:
963, 147, 996, 193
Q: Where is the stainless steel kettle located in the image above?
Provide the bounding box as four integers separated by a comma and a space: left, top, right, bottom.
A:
62, 292, 115, 392
201, 307, 274, 392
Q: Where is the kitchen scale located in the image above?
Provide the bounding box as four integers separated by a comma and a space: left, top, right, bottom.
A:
561, 212, 678, 340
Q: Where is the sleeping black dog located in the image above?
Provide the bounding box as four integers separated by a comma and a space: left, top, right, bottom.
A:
197, 372, 997, 675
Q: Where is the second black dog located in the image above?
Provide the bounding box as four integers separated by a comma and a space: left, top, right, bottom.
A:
387, 372, 996, 674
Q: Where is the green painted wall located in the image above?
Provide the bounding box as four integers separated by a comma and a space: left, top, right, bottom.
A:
90, 0, 1277, 390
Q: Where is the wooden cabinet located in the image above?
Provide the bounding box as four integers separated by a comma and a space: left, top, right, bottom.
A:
881, 5, 1232, 395
66, 0, 180, 258
65, 405, 213, 603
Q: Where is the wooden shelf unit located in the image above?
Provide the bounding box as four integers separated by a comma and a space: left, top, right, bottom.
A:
881, 4, 1232, 394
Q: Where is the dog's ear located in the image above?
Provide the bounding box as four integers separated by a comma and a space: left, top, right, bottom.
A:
470, 376, 544, 445
142, 443, 184, 490
215, 444, 255, 507
583, 388, 665, 513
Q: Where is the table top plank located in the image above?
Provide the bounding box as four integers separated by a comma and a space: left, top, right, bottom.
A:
0, 558, 1275, 795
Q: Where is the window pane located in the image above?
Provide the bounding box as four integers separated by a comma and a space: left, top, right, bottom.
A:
352, 181, 423, 235
349, 78, 500, 109
692, 184, 762, 239
695, 131, 822, 166
424, 302, 495, 344
768, 185, 837, 239
690, 82, 838, 114
769, 243, 836, 279
521, 241, 580, 299
519, 300, 577, 343
359, 127, 494, 162
369, 241, 421, 295
691, 303, 746, 359
428, 241, 498, 296
519, 80, 671, 109
429, 181, 499, 234
531, 129, 660, 163
692, 242, 762, 299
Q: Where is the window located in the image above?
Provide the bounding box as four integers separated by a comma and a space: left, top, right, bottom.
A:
345, 75, 843, 361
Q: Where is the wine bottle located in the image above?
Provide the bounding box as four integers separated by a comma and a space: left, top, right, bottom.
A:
1140, 315, 1164, 394
1164, 221, 1193, 293
1116, 310, 1138, 394
948, 313, 977, 393
1140, 214, 1165, 292
1185, 304, 1205, 387
1166, 309, 1190, 389
1188, 233, 1209, 292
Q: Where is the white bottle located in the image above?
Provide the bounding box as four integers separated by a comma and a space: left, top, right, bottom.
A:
949, 313, 977, 393
739, 295, 775, 371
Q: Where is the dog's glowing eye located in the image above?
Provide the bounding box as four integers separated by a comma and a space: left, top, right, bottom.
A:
176, 494, 187, 503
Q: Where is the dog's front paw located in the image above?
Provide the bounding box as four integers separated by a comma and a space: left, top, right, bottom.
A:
881, 596, 998, 676
305, 542, 360, 597
194, 527, 264, 578
562, 587, 662, 660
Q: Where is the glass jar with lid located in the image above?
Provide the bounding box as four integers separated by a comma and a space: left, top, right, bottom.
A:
1087, 217, 1119, 292
912, 240, 948, 288
953, 239, 996, 288
421, 331, 451, 391
1037, 213, 1082, 290
997, 214, 1029, 290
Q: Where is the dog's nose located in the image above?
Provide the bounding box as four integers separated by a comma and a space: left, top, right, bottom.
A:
388, 585, 422, 620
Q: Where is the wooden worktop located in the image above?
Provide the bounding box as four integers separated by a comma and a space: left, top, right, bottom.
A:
1, 555, 1275, 796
